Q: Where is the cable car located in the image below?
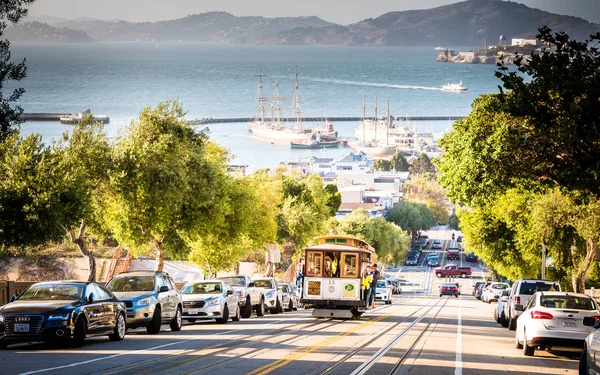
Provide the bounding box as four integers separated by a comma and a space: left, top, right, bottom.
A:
300, 235, 377, 319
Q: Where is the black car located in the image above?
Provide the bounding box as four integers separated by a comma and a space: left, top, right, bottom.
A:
0, 281, 127, 349
465, 253, 478, 262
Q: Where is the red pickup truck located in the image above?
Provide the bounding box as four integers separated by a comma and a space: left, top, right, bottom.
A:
434, 264, 472, 278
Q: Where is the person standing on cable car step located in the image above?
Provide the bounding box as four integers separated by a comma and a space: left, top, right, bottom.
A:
361, 266, 373, 310
369, 264, 381, 308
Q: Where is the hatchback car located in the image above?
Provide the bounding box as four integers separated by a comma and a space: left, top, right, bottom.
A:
105, 271, 182, 334
375, 280, 393, 304
515, 292, 599, 356
496, 289, 511, 326
482, 282, 510, 303
180, 280, 240, 324
0, 281, 126, 348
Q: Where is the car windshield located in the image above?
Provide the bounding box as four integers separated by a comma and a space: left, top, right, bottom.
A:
19, 284, 84, 301
254, 280, 273, 288
181, 282, 223, 294
377, 281, 386, 288
540, 295, 596, 310
218, 277, 245, 287
491, 284, 509, 290
442, 283, 457, 288
106, 276, 155, 292
519, 282, 558, 295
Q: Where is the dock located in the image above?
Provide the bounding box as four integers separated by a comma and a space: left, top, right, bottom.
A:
189, 116, 465, 125
21, 111, 110, 124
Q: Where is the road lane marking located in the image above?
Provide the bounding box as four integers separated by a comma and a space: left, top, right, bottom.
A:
246, 305, 411, 375
18, 328, 240, 375
455, 295, 463, 375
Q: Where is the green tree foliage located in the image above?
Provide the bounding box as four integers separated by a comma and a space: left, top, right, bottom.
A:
331, 209, 409, 265
100, 100, 231, 272
372, 159, 391, 171
447, 214, 459, 230
0, 0, 35, 141
409, 153, 435, 176
386, 201, 435, 240
588, 262, 600, 286
324, 184, 342, 216
403, 175, 449, 223
390, 152, 410, 172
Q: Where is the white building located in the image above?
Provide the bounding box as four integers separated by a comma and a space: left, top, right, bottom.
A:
511, 38, 538, 47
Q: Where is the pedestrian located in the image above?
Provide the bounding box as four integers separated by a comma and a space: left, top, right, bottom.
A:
361, 266, 373, 310
369, 264, 380, 308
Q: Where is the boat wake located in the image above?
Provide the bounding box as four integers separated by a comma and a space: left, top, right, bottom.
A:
309, 77, 443, 91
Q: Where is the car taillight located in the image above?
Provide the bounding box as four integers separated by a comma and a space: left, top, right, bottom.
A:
451, 288, 457, 291
530, 311, 553, 319
591, 315, 600, 321
514, 296, 520, 306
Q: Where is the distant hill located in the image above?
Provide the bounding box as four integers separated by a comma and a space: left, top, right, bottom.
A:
5, 22, 93, 43
54, 12, 336, 42
237, 0, 600, 46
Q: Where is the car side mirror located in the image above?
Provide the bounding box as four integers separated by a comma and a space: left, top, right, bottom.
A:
87, 293, 95, 304
515, 305, 524, 312
248, 282, 255, 288
10, 294, 17, 302
226, 290, 234, 295
159, 286, 169, 293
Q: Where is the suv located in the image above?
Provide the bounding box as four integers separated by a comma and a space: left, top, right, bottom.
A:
216, 275, 263, 318
504, 279, 561, 331
105, 271, 183, 334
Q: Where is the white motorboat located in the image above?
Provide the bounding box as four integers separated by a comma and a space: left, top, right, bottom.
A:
442, 80, 468, 92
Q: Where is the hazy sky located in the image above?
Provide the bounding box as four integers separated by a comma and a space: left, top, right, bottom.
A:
28, 0, 600, 25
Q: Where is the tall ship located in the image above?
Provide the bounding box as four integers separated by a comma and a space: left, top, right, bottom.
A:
348, 97, 397, 157
249, 68, 337, 143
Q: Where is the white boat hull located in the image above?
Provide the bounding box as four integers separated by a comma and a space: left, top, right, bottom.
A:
250, 124, 313, 143
349, 141, 396, 157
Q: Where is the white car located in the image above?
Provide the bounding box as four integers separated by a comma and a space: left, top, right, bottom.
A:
431, 239, 442, 249
505, 279, 561, 330
181, 280, 240, 324
375, 280, 393, 305
495, 289, 511, 326
251, 278, 283, 314
515, 292, 599, 356
482, 282, 510, 303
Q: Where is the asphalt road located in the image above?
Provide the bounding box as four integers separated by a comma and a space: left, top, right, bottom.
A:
0, 232, 581, 375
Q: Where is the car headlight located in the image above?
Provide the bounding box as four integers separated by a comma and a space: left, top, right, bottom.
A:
266, 290, 276, 298
0, 314, 4, 324
48, 312, 71, 321
136, 298, 151, 307
206, 299, 220, 306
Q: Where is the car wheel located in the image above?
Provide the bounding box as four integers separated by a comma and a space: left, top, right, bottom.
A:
580, 344, 589, 375
188, 319, 196, 323
216, 304, 229, 324
109, 313, 126, 341
500, 312, 509, 328
0, 340, 7, 350
232, 304, 241, 322
515, 330, 523, 349
146, 306, 162, 334
455, 294, 458, 298
241, 296, 252, 319
493, 308, 499, 323
508, 317, 517, 331
256, 298, 265, 317
439, 294, 443, 297
278, 299, 284, 313
436, 272, 442, 278
170, 307, 182, 332
288, 300, 293, 312
72, 316, 87, 348
270, 299, 281, 314
523, 330, 535, 356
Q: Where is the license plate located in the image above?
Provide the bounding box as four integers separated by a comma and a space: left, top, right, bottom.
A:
562, 319, 577, 327
14, 323, 29, 333
187, 309, 199, 315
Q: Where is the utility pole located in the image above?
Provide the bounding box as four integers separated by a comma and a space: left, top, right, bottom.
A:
541, 244, 546, 279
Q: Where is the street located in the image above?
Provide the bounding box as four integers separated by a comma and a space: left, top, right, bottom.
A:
0, 236, 581, 375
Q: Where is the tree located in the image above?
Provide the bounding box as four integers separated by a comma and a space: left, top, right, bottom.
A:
403, 175, 449, 223
100, 100, 230, 272
390, 152, 410, 172
372, 159, 391, 171
447, 213, 459, 230
386, 201, 435, 240
0, 0, 35, 141
324, 184, 342, 216
409, 153, 434, 176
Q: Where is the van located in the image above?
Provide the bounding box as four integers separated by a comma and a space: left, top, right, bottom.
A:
504, 279, 561, 330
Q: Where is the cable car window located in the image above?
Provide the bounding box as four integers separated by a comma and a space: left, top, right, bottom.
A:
324, 252, 340, 277
306, 251, 323, 277
341, 253, 358, 278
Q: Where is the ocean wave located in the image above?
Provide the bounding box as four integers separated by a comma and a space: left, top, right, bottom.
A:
308, 77, 443, 91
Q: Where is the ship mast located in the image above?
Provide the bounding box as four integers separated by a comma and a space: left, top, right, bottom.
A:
258, 70, 265, 122
294, 65, 301, 130
362, 95, 366, 142
374, 97, 378, 144
275, 80, 281, 125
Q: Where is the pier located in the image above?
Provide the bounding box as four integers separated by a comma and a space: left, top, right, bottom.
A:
189, 116, 465, 125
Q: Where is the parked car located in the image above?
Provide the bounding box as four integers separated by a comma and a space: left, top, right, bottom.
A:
446, 247, 461, 260
476, 282, 490, 300
434, 264, 472, 278
180, 280, 240, 324
465, 253, 478, 262
278, 283, 298, 311
390, 280, 402, 294
251, 278, 283, 314
457, 235, 463, 242
404, 255, 418, 266
504, 279, 561, 331
105, 271, 183, 334
375, 280, 393, 304
0, 281, 126, 349
427, 253, 440, 267
473, 281, 486, 296
495, 289, 511, 326
439, 282, 460, 297
482, 282, 510, 303
581, 318, 600, 374
515, 292, 599, 356
216, 275, 262, 318
431, 239, 442, 249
